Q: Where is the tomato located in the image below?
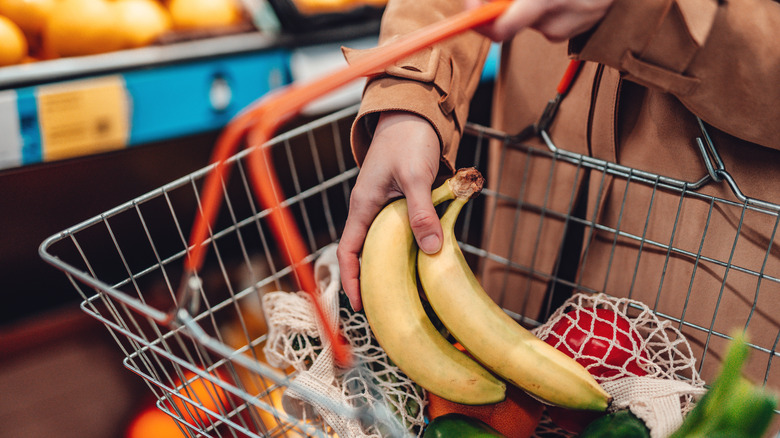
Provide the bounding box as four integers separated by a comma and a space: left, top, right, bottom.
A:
542, 307, 649, 433
165, 370, 232, 425
543, 307, 648, 378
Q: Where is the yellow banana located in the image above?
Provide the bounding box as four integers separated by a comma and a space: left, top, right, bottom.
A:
417, 194, 612, 411
360, 168, 506, 405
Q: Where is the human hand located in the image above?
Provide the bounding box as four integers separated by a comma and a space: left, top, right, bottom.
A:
337, 111, 442, 311
465, 0, 614, 42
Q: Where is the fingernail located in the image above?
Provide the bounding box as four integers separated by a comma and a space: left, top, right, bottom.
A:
420, 235, 441, 254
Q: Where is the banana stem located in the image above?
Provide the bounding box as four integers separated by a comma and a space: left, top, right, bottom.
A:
434, 167, 485, 205
435, 168, 483, 235
447, 167, 485, 200
432, 182, 455, 205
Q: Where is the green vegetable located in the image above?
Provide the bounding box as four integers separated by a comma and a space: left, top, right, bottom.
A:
423, 413, 506, 437
670, 331, 778, 438
579, 410, 650, 438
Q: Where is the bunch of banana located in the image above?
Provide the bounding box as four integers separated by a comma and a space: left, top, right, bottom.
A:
361, 166, 612, 410
416, 180, 611, 411
360, 168, 506, 405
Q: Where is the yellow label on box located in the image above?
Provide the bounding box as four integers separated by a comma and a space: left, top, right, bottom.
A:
37, 76, 130, 162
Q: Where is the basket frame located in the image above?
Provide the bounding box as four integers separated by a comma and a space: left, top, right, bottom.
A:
40, 104, 780, 437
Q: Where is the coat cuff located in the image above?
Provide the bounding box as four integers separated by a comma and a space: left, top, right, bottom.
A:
573, 0, 718, 95
343, 43, 471, 174
349, 77, 460, 174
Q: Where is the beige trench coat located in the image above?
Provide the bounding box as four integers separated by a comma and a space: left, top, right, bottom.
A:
345, 0, 780, 416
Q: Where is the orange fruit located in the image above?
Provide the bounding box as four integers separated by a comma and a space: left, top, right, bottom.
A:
0, 0, 55, 37
43, 0, 124, 57
166, 0, 240, 30
167, 370, 232, 425
0, 15, 27, 65
114, 0, 171, 48
126, 407, 185, 438
220, 309, 313, 436
427, 384, 544, 438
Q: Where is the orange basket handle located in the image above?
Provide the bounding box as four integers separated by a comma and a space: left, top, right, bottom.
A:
183, 0, 512, 366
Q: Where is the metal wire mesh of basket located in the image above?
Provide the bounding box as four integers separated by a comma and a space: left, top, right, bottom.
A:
40, 101, 780, 437
457, 117, 780, 433
40, 106, 364, 437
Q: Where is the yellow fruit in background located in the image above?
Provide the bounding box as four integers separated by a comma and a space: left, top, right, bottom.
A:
44, 0, 124, 57
0, 15, 27, 66
167, 0, 240, 30
115, 0, 171, 48
0, 0, 56, 37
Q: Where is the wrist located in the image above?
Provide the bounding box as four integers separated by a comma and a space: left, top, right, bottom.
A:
376, 111, 440, 146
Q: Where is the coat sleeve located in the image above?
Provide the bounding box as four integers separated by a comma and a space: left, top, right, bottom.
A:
344, 0, 492, 172
572, 0, 780, 149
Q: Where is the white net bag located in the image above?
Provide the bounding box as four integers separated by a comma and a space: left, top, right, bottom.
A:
262, 244, 426, 438
532, 293, 707, 438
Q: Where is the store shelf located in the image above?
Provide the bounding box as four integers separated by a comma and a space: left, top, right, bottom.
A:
2, 48, 290, 169
0, 22, 498, 172
0, 20, 382, 89
0, 23, 376, 171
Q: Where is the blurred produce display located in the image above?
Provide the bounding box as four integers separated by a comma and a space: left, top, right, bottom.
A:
0, 14, 28, 65
289, 0, 385, 15
167, 0, 239, 31
266, 0, 384, 34
0, 0, 386, 64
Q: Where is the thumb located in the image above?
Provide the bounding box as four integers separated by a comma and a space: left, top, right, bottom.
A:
405, 186, 443, 254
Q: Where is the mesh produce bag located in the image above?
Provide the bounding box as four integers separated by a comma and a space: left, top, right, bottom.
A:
262, 244, 426, 437
533, 293, 707, 438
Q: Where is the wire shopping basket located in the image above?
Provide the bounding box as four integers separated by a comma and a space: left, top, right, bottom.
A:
40, 99, 780, 436
40, 106, 366, 437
